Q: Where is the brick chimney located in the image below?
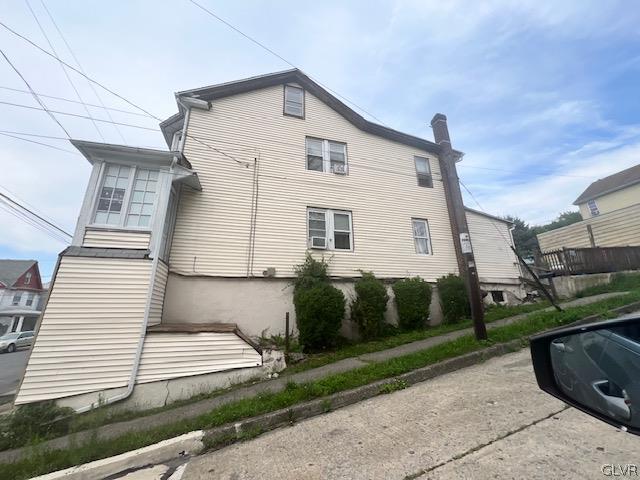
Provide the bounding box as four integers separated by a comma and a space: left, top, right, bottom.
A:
430, 113, 451, 148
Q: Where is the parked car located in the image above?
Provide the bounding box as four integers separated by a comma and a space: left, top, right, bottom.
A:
0, 331, 35, 353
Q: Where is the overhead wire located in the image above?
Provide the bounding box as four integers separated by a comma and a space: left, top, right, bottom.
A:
0, 197, 70, 243
0, 131, 81, 155
0, 191, 72, 238
0, 182, 69, 232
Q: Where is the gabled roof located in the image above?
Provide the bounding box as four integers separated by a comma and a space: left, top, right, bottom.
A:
160, 69, 451, 156
0, 260, 36, 287
573, 163, 640, 205
464, 207, 513, 225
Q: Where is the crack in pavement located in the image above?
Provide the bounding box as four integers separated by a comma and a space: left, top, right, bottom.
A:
403, 405, 571, 480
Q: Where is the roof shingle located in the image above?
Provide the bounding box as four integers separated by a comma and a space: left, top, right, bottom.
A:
573, 164, 640, 205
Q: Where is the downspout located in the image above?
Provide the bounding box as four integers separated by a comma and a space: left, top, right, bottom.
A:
75, 113, 191, 413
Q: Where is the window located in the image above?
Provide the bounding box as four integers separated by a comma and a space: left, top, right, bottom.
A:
491, 290, 505, 303
94, 164, 131, 225
12, 293, 22, 306
412, 219, 431, 255
284, 85, 304, 117
26, 292, 35, 307
414, 156, 433, 188
305, 138, 348, 175
587, 199, 599, 216
171, 131, 182, 150
92, 164, 159, 229
307, 208, 353, 251
24, 272, 32, 285
126, 169, 158, 228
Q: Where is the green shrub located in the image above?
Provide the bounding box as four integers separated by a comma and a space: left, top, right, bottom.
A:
437, 274, 470, 324
295, 283, 345, 351
0, 401, 73, 450
292, 254, 329, 291
392, 277, 433, 330
351, 272, 389, 340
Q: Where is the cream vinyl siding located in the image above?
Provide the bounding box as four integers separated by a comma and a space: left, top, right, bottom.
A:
466, 211, 520, 283
578, 183, 640, 219
136, 332, 262, 384
537, 203, 640, 252
170, 85, 458, 281
83, 228, 151, 249
15, 256, 152, 404
148, 261, 168, 326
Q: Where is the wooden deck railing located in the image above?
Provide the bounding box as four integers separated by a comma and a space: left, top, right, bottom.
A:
536, 246, 640, 276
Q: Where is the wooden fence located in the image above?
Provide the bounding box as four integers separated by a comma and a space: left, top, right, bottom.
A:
536, 246, 640, 276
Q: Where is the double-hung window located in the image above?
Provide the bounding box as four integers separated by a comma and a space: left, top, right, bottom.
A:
284, 85, 304, 117
307, 208, 353, 251
26, 292, 35, 307
93, 164, 159, 229
414, 156, 433, 188
587, 199, 599, 216
12, 293, 22, 306
306, 138, 348, 175
412, 219, 432, 255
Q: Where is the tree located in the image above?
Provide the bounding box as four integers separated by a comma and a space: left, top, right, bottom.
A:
503, 211, 582, 258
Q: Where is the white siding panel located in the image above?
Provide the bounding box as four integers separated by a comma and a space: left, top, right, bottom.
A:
15, 256, 152, 405
466, 211, 521, 282
136, 332, 262, 383
169, 85, 459, 282
148, 261, 168, 326
537, 203, 640, 252
83, 229, 150, 249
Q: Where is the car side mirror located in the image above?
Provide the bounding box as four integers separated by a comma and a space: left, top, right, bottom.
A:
530, 316, 640, 435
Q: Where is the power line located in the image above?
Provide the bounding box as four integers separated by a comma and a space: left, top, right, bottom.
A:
0, 48, 71, 138
24, 0, 105, 140
0, 86, 153, 117
0, 21, 161, 121
39, 0, 129, 144
0, 183, 68, 232
0, 191, 72, 237
188, 0, 389, 126
0, 198, 70, 243
0, 131, 81, 155
0, 100, 159, 131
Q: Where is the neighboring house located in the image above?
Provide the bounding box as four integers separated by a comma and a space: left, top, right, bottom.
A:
538, 164, 640, 252
16, 69, 522, 411
0, 260, 44, 336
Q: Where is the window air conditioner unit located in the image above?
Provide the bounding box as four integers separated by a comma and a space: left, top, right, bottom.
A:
332, 164, 347, 175
311, 236, 327, 249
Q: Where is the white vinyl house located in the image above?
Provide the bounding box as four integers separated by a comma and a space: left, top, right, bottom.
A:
16, 69, 522, 411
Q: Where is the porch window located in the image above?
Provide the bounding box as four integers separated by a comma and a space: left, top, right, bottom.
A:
94, 164, 131, 225
126, 169, 158, 228
307, 208, 352, 251
412, 218, 432, 255
414, 156, 433, 188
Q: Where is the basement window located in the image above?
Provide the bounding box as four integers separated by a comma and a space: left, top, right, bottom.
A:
414, 156, 433, 188
307, 208, 353, 251
306, 137, 348, 175
491, 290, 505, 303
412, 219, 432, 255
284, 85, 304, 118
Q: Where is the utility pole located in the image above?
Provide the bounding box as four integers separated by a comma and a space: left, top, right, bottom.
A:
431, 113, 487, 340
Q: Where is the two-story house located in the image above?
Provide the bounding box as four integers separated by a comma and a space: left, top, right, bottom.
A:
16, 69, 522, 412
537, 164, 640, 252
0, 260, 44, 335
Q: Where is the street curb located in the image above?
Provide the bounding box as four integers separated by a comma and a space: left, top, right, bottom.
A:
30, 431, 204, 480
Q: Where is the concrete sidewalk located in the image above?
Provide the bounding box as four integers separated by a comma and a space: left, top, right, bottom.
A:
0, 292, 628, 464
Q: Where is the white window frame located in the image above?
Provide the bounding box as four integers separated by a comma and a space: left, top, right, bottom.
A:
26, 292, 35, 307
24, 272, 32, 285
307, 208, 353, 251
283, 85, 304, 118
12, 292, 22, 306
412, 218, 432, 255
90, 163, 159, 231
305, 137, 348, 175
414, 156, 433, 188
587, 199, 600, 216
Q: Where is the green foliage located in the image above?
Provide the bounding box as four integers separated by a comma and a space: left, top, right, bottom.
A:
351, 272, 389, 339
437, 274, 470, 324
504, 211, 582, 258
392, 277, 432, 330
0, 401, 73, 451
378, 379, 409, 394
295, 283, 345, 351
292, 253, 329, 291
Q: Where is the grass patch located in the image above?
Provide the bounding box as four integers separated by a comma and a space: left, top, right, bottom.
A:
2, 291, 639, 480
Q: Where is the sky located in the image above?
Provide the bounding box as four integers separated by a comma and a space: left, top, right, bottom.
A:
1, 0, 639, 281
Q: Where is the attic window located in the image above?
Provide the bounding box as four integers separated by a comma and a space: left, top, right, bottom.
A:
24, 272, 32, 285
284, 85, 304, 118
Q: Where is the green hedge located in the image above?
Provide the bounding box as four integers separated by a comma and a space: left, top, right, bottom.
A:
392, 277, 432, 330
437, 274, 470, 324
295, 283, 345, 351
351, 272, 389, 339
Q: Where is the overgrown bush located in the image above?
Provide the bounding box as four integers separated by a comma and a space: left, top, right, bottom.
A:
0, 401, 73, 451
392, 277, 432, 330
293, 254, 345, 351
437, 274, 470, 324
351, 272, 389, 340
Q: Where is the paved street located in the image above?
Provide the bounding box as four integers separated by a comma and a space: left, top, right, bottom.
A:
175, 348, 639, 480
0, 349, 29, 399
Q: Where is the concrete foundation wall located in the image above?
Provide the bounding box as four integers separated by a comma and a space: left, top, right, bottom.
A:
550, 272, 614, 299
